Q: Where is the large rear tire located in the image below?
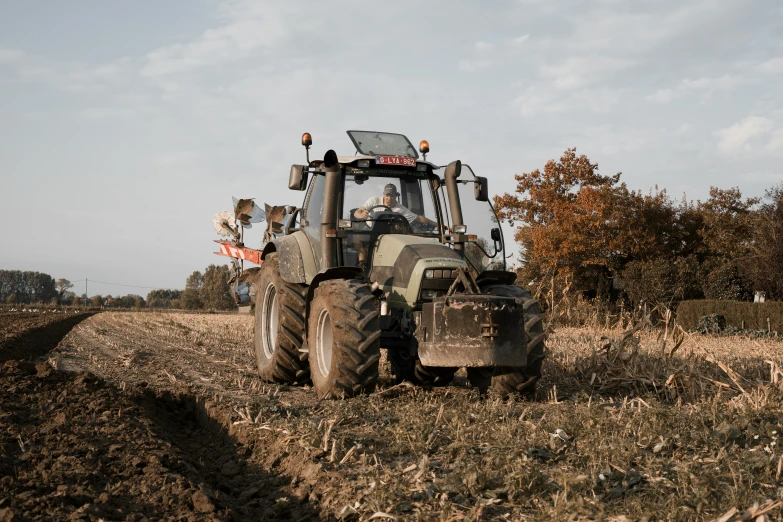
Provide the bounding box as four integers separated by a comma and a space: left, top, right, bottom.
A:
254, 254, 309, 385
475, 285, 547, 398
308, 279, 381, 398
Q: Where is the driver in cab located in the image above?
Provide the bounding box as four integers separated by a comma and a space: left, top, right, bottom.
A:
353, 183, 437, 226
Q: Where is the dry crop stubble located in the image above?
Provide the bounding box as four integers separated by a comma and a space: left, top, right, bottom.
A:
44, 312, 783, 520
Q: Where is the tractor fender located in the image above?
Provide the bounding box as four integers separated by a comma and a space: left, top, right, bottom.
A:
260, 233, 313, 284
261, 231, 318, 284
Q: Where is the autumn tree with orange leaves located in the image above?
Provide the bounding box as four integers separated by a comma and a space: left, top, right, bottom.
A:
494, 148, 705, 305
494, 148, 783, 306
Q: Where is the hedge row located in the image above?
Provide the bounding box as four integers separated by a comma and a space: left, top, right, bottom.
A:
676, 300, 783, 331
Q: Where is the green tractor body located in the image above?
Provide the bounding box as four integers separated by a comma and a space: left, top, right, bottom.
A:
249, 131, 546, 398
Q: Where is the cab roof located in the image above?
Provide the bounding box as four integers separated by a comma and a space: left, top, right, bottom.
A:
309, 155, 439, 170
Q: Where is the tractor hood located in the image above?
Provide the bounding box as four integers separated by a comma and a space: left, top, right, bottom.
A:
369, 235, 467, 309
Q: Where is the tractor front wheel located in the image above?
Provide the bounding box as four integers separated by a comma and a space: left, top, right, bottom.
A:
308, 279, 381, 398
470, 285, 547, 398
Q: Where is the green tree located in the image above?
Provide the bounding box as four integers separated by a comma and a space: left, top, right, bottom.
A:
696, 187, 759, 300
55, 278, 73, 304
745, 184, 783, 299
145, 289, 183, 308
90, 295, 103, 308
620, 256, 703, 307
61, 291, 76, 306
182, 270, 204, 310
201, 264, 236, 310
0, 270, 57, 304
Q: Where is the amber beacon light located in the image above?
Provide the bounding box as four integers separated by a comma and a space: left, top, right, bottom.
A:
419, 140, 430, 160
302, 132, 312, 162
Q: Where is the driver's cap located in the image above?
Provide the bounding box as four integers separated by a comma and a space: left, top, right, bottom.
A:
383, 183, 399, 196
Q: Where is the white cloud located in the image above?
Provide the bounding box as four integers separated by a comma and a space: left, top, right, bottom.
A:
0, 47, 24, 65
508, 35, 530, 46
681, 74, 750, 92
646, 88, 677, 103
539, 55, 634, 90
766, 129, 783, 151
458, 33, 531, 73
0, 48, 131, 93
676, 123, 693, 135
141, 9, 291, 77
574, 124, 655, 155
757, 57, 783, 74
155, 150, 203, 168
647, 75, 752, 104
474, 41, 494, 51
514, 86, 620, 116
715, 116, 775, 153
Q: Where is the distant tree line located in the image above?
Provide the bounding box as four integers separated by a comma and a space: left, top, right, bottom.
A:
495, 148, 783, 307
1, 263, 236, 311
176, 264, 236, 311
1, 271, 59, 305
0, 271, 147, 308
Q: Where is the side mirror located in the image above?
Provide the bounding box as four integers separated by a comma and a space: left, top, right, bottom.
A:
474, 176, 489, 201
491, 227, 502, 251
288, 165, 308, 191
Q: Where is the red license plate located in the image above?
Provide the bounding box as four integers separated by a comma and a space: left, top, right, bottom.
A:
376, 155, 416, 167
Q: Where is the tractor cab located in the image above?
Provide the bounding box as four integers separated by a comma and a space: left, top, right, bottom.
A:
288, 130, 506, 278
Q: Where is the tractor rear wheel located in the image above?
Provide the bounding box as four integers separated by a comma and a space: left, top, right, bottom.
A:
482, 284, 546, 398
254, 254, 309, 385
308, 279, 381, 398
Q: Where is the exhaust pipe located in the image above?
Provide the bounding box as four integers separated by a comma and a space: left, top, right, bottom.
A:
444, 160, 464, 252
321, 149, 340, 268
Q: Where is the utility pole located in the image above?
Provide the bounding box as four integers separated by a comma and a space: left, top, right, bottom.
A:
86, 278, 88, 299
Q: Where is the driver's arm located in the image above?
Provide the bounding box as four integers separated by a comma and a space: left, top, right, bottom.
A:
415, 214, 437, 226
354, 197, 377, 219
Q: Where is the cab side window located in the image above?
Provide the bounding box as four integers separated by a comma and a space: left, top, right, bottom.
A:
303, 173, 325, 266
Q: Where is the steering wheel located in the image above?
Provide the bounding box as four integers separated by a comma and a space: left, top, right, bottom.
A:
366, 204, 393, 218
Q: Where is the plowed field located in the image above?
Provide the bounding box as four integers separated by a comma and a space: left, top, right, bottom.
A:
2, 311, 783, 521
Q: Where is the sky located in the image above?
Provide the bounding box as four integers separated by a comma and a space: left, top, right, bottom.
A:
1, 0, 782, 297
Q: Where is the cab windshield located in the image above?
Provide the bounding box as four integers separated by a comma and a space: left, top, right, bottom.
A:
340, 172, 440, 267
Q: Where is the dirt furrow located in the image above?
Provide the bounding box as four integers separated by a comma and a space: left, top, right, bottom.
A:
1, 312, 330, 520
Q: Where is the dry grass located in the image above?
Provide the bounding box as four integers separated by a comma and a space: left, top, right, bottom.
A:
58, 311, 783, 520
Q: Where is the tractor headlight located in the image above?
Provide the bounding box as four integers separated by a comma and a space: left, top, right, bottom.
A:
421, 289, 439, 299
357, 159, 370, 168
424, 269, 434, 278
452, 225, 467, 234
338, 219, 352, 229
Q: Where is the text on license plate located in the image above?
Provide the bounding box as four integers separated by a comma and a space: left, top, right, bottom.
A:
376, 156, 416, 167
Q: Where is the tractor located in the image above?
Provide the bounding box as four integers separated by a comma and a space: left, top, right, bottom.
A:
225, 131, 546, 399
